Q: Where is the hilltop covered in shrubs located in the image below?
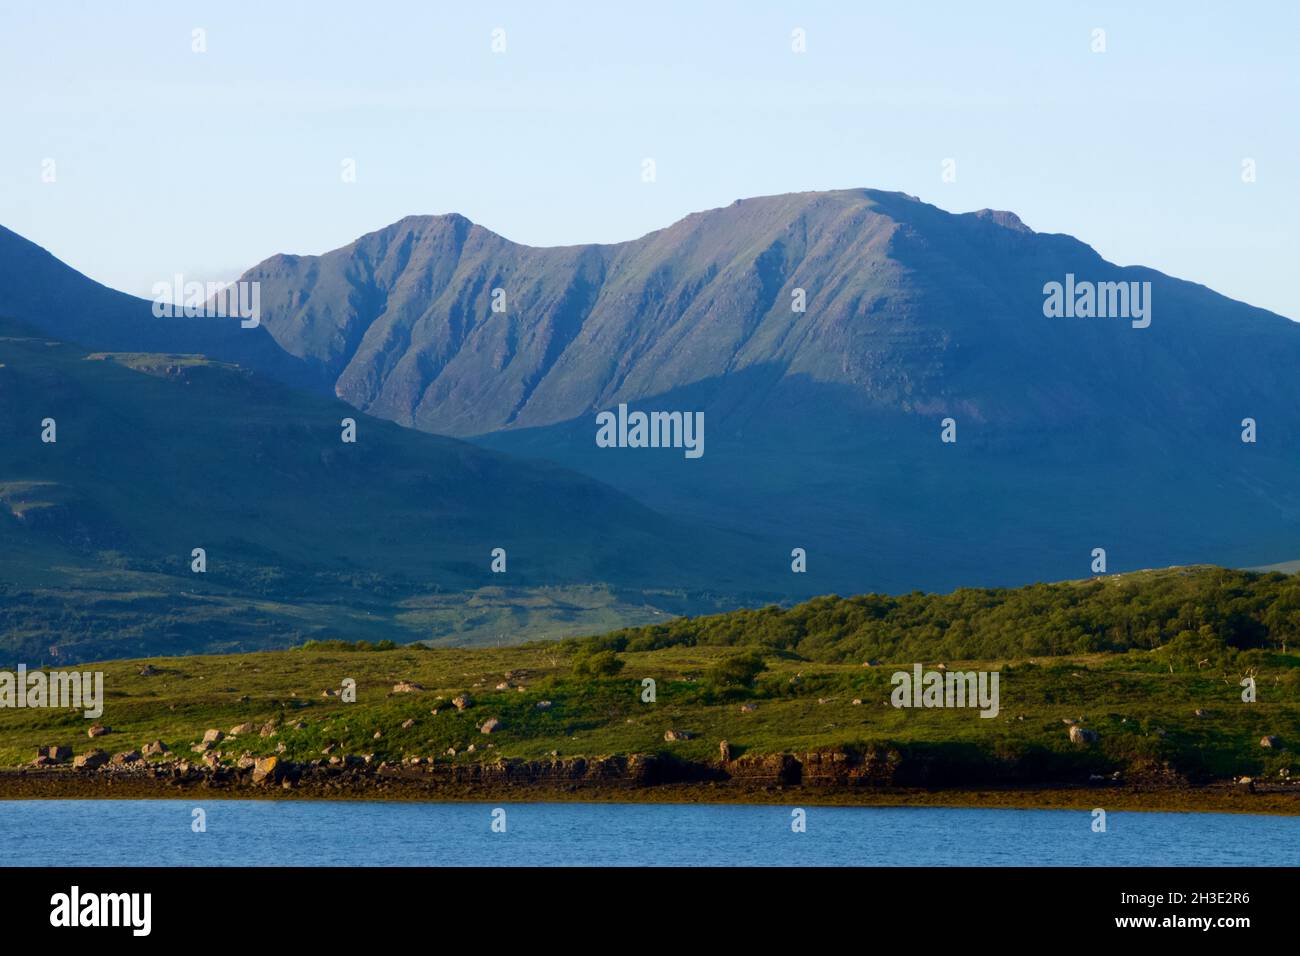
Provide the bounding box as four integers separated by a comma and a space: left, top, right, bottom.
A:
567, 567, 1300, 664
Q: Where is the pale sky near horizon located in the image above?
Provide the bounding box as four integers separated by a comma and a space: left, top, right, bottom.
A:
2, 1, 1297, 318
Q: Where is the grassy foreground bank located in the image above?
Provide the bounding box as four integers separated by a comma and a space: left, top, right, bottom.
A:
1, 633, 1296, 809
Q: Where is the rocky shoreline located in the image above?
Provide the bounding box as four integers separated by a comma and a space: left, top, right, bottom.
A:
4, 747, 1299, 814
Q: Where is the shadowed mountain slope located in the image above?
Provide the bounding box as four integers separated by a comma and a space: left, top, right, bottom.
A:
0, 318, 774, 662
235, 190, 1300, 591
0, 225, 325, 392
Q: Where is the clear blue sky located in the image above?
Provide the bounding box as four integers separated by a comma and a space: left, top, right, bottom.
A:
2, 1, 1297, 318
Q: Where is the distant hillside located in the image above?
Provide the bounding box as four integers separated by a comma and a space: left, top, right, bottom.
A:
0, 319, 772, 663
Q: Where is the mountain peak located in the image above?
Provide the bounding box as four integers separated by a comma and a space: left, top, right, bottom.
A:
968, 208, 1034, 232
354, 211, 484, 247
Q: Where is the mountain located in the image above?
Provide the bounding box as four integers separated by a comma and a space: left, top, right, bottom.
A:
0, 318, 773, 663
233, 189, 1300, 592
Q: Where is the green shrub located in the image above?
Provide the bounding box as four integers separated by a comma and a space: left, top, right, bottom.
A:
707, 650, 767, 688
571, 649, 625, 678
297, 638, 399, 652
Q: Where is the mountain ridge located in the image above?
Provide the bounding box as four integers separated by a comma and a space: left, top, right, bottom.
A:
6, 188, 1300, 596
235, 188, 1298, 441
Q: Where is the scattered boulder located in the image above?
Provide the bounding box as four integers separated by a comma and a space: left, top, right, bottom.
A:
202, 728, 224, 745
138, 664, 159, 676
1068, 726, 1099, 746
401, 718, 416, 729
452, 694, 472, 711
535, 700, 552, 710
252, 756, 281, 784
87, 724, 110, 738
73, 750, 109, 770
480, 718, 501, 735
1261, 735, 1281, 749
663, 730, 694, 742
1194, 708, 1207, 718
740, 703, 757, 713
229, 723, 257, 737
111, 750, 142, 766
142, 740, 169, 757
852, 699, 863, 706
41, 745, 72, 761
392, 681, 424, 694
258, 722, 278, 738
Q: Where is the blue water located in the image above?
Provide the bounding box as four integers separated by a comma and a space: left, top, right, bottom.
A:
3, 800, 1296, 866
